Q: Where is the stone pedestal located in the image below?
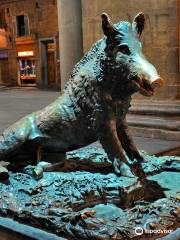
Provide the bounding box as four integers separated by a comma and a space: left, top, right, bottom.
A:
0, 146, 179, 240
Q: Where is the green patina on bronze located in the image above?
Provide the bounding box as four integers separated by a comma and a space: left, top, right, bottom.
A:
0, 13, 164, 180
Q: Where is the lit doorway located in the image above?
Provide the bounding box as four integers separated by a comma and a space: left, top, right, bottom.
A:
39, 38, 57, 88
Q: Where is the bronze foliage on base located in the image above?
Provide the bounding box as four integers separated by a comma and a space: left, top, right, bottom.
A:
0, 147, 180, 240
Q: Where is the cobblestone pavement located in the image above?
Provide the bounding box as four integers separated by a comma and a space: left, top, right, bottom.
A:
0, 87, 179, 154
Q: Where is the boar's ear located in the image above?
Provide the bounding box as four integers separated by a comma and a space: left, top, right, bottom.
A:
133, 12, 145, 37
101, 13, 119, 39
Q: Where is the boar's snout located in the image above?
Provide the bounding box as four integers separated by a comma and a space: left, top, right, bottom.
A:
150, 77, 164, 89
135, 55, 164, 96
136, 76, 164, 97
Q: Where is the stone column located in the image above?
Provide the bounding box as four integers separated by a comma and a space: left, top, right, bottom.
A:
57, 0, 83, 90
178, 0, 180, 99
0, 65, 2, 84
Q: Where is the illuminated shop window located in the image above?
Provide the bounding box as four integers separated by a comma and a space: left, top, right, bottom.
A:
19, 59, 36, 85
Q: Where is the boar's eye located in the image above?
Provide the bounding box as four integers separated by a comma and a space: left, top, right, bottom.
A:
118, 44, 130, 55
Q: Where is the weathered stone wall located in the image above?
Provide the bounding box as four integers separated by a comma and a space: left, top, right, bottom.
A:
82, 0, 179, 100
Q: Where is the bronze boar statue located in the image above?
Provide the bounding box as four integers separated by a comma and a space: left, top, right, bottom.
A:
0, 13, 163, 181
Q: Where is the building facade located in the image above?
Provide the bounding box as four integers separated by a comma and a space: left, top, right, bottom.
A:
0, 28, 9, 84
0, 0, 60, 88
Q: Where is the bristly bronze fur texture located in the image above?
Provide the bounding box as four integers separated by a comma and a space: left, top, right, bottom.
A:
0, 13, 162, 180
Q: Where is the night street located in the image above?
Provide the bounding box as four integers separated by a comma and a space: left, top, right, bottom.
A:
0, 87, 179, 155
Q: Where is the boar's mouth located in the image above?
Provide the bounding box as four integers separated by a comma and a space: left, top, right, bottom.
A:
132, 77, 155, 96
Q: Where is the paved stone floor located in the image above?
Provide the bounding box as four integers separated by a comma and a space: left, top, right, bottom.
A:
0, 87, 179, 155
0, 87, 60, 131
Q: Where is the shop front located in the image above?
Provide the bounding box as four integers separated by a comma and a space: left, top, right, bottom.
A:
16, 37, 37, 86
18, 51, 36, 86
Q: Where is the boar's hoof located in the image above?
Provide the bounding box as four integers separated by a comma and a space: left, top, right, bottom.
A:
0, 166, 9, 181
113, 159, 134, 178
33, 166, 44, 180
23, 165, 43, 180
131, 161, 146, 183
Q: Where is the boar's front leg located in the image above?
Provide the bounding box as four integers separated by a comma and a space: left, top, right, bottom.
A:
117, 119, 146, 181
99, 119, 131, 175
117, 119, 144, 162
